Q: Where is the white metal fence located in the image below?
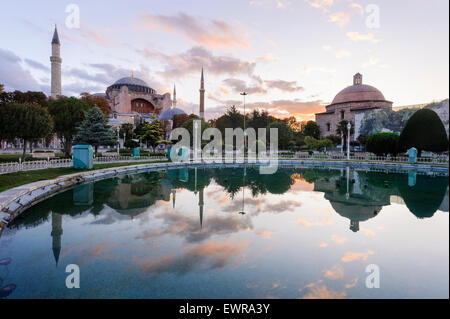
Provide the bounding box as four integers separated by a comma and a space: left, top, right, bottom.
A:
0, 152, 447, 175
0, 158, 73, 174
0, 156, 168, 175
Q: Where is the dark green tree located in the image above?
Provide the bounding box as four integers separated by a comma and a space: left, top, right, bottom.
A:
398, 108, 448, 156
73, 107, 117, 154
268, 120, 294, 150
48, 97, 90, 156
301, 121, 321, 139
138, 119, 165, 150
0, 104, 53, 160
181, 117, 211, 147
366, 132, 400, 156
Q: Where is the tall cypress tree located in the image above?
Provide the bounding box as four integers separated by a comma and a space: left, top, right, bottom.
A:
73, 107, 117, 154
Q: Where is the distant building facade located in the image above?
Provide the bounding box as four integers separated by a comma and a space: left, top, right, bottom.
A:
315, 73, 393, 139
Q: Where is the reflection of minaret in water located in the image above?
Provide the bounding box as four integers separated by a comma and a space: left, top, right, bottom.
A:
199, 188, 204, 228
171, 189, 176, 208
51, 212, 63, 266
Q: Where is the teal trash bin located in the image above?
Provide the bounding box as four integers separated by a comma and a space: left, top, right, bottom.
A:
407, 147, 418, 164
73, 145, 94, 169
132, 148, 140, 159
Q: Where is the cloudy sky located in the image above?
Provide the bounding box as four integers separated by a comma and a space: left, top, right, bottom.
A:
0, 0, 448, 120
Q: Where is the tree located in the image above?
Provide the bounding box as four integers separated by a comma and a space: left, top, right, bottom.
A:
173, 113, 190, 129
283, 116, 302, 133
0, 104, 53, 160
0, 90, 48, 107
301, 121, 321, 139
305, 136, 333, 151
48, 97, 90, 156
357, 134, 369, 148
181, 117, 211, 147
73, 107, 117, 154
80, 93, 111, 116
215, 105, 245, 137
325, 134, 341, 146
336, 120, 354, 152
268, 120, 294, 150
124, 139, 140, 149
138, 119, 165, 150
119, 123, 134, 140
366, 132, 400, 156
398, 108, 448, 156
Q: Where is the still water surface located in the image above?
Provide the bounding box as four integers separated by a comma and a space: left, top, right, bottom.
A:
0, 166, 448, 298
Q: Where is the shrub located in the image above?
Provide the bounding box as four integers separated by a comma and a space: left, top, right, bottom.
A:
366, 132, 400, 156
398, 108, 448, 156
124, 139, 140, 149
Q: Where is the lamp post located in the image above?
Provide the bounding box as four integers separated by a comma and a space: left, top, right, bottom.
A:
240, 92, 248, 157
347, 122, 351, 160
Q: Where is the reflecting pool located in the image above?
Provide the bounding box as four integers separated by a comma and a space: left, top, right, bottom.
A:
0, 166, 448, 298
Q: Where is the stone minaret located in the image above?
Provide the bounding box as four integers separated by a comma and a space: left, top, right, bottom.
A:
50, 25, 62, 99
199, 67, 205, 119
172, 84, 177, 109
51, 212, 63, 266
199, 188, 204, 228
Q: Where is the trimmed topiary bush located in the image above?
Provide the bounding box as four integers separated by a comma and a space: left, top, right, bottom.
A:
398, 108, 448, 156
366, 132, 400, 156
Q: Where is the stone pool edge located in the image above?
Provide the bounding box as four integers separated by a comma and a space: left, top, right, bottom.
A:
0, 160, 448, 234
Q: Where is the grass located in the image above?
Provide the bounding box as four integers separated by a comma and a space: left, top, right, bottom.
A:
0, 160, 168, 192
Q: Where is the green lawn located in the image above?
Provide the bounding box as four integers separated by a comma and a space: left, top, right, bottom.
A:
0, 160, 168, 192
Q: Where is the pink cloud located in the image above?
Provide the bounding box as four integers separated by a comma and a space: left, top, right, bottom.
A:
137, 13, 250, 49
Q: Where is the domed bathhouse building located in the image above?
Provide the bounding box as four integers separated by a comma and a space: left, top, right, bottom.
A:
104, 75, 172, 127
315, 73, 393, 139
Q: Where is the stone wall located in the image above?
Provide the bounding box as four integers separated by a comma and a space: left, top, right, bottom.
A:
316, 100, 392, 138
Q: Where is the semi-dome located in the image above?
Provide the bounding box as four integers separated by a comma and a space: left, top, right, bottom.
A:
107, 76, 155, 94
158, 107, 186, 121
331, 73, 387, 104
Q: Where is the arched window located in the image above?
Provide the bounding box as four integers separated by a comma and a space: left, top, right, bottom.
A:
327, 123, 331, 132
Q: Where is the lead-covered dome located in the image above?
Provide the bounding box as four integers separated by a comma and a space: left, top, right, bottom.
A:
107, 76, 155, 94
114, 77, 148, 87
158, 107, 186, 121
331, 73, 387, 104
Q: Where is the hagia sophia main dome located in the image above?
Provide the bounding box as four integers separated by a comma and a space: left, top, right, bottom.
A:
105, 75, 172, 117
315, 73, 393, 138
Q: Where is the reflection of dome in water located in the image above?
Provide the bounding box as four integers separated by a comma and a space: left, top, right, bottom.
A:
330, 201, 382, 222
330, 201, 382, 233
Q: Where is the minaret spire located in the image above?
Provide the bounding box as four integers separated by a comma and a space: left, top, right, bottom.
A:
50, 25, 62, 99
51, 212, 63, 267
172, 84, 177, 109
199, 188, 204, 229
199, 67, 205, 120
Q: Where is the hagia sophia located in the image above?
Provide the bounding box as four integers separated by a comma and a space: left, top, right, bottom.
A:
50, 26, 205, 133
